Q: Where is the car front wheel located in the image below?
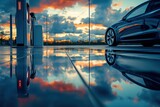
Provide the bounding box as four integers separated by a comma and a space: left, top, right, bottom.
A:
105, 49, 116, 65
105, 29, 117, 46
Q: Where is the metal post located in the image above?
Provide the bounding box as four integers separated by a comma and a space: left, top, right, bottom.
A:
46, 15, 48, 45
47, 17, 49, 45
10, 14, 13, 78
10, 14, 13, 46
89, 0, 91, 45
88, 0, 91, 87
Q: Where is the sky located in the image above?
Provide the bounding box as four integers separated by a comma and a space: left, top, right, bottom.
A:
0, 0, 148, 43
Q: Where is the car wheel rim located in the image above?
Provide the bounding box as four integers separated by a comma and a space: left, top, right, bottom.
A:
106, 49, 115, 64
107, 29, 115, 45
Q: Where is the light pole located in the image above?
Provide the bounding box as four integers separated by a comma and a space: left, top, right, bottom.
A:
89, 0, 91, 45
10, 14, 13, 77
46, 15, 48, 45
88, 0, 91, 87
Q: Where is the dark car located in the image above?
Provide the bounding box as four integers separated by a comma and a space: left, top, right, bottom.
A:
105, 0, 160, 46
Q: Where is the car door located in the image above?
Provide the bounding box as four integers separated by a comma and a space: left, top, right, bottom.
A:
118, 2, 149, 41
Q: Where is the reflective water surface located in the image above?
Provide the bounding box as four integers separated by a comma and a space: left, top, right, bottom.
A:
0, 46, 160, 107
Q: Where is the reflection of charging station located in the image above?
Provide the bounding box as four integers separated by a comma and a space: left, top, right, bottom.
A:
15, 0, 43, 47
15, 48, 36, 98
16, 48, 30, 97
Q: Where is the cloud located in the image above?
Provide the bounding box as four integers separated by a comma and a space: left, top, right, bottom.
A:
91, 29, 106, 35
49, 14, 82, 34
0, 0, 86, 14
0, 11, 11, 29
82, 7, 133, 27
33, 78, 85, 93
79, 33, 89, 41
75, 60, 126, 102
52, 33, 89, 42
75, 23, 106, 29
0, 0, 16, 13
90, 65, 117, 102
91, 0, 112, 6
23, 78, 93, 107
81, 0, 133, 27
30, 0, 86, 13
75, 60, 106, 68
0, 51, 94, 107
67, 16, 77, 21
0, 12, 10, 24
90, 0, 112, 26
0, 78, 93, 107
112, 84, 123, 90
34, 12, 83, 40
112, 2, 122, 7
0, 26, 3, 31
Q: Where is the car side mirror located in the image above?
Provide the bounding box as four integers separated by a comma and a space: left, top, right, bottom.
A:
122, 17, 126, 21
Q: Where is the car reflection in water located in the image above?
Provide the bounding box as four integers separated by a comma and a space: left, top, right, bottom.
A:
15, 48, 37, 98
105, 48, 160, 90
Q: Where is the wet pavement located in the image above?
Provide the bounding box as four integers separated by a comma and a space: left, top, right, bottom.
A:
0, 46, 160, 107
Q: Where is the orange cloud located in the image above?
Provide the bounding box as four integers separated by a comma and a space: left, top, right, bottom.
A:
91, 50, 105, 56
43, 66, 50, 69
31, 0, 86, 13
125, 7, 134, 11
112, 2, 122, 7
90, 4, 96, 8
112, 84, 123, 90
83, 4, 96, 8
33, 78, 85, 94
0, 23, 16, 28
75, 23, 105, 28
18, 95, 36, 107
43, 21, 51, 25
75, 60, 106, 68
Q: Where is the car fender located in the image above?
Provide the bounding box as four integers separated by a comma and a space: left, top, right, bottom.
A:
106, 27, 120, 42
105, 28, 113, 42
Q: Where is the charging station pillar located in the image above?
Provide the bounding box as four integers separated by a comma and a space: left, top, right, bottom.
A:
16, 0, 30, 46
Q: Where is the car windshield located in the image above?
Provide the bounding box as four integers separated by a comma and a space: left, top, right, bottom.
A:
125, 2, 149, 19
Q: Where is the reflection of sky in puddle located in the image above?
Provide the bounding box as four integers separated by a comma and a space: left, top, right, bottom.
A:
70, 48, 160, 107
0, 47, 94, 107
0, 47, 160, 107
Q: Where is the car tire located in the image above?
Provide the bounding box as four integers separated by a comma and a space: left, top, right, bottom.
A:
105, 29, 117, 46
105, 49, 116, 65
